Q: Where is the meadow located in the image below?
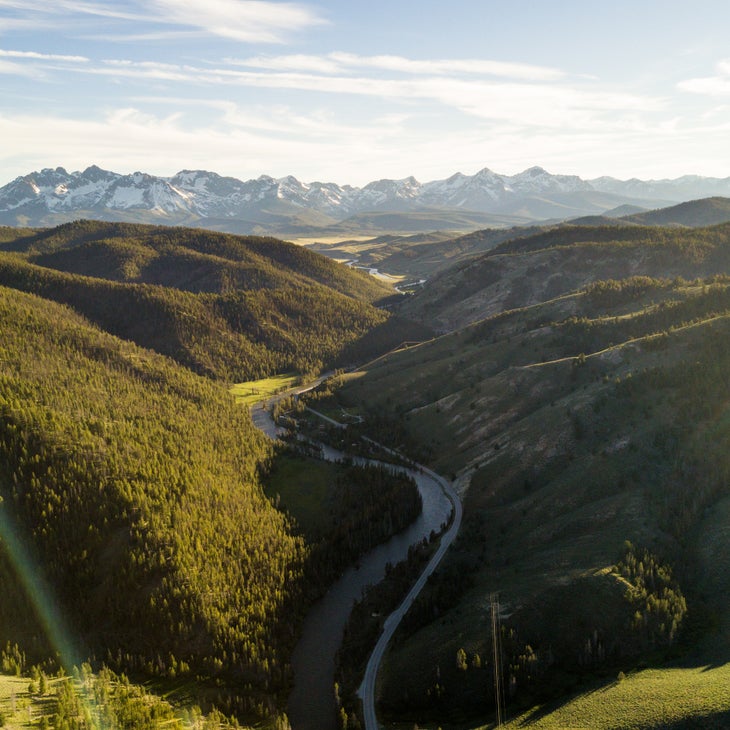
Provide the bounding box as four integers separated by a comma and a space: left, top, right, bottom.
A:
497, 663, 730, 730
229, 373, 302, 406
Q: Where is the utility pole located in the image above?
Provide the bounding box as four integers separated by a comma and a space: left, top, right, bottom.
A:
490, 593, 504, 728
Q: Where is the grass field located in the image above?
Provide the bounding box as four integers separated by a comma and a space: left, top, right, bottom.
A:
288, 234, 377, 246
229, 373, 301, 406
495, 663, 730, 730
0, 670, 248, 729
0, 674, 55, 728
382, 663, 730, 730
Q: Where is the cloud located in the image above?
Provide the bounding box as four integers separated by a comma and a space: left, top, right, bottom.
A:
237, 52, 565, 81
145, 0, 326, 43
230, 54, 344, 74
0, 0, 325, 43
331, 53, 565, 81
82, 57, 657, 133
3, 103, 728, 187
0, 106, 382, 183
0, 59, 43, 77
0, 49, 88, 63
678, 58, 730, 96
0, 0, 148, 22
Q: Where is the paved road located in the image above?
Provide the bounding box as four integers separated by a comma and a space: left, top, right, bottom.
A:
248, 382, 461, 730
248, 375, 331, 439
357, 464, 462, 730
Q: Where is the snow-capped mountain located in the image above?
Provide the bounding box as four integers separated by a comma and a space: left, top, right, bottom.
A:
2, 164, 730, 232
2, 165, 193, 216
588, 174, 730, 201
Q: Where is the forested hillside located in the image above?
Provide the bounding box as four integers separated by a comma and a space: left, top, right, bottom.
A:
0, 221, 411, 380
0, 285, 308, 722
2, 221, 390, 301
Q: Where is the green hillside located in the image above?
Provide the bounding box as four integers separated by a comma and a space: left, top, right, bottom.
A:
0, 221, 409, 381
0, 219, 434, 727
496, 663, 730, 730
623, 196, 730, 227
2, 220, 391, 301
301, 199, 730, 284
398, 222, 730, 331
317, 269, 730, 726
0, 285, 306, 723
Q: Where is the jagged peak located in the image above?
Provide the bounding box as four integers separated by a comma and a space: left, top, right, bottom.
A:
3, 163, 730, 226
474, 166, 499, 177
514, 165, 550, 178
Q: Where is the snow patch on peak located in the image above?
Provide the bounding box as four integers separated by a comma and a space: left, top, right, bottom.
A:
518, 166, 549, 177
473, 167, 498, 178
4, 163, 728, 226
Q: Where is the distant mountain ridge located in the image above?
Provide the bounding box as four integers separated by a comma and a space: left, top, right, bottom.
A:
3, 164, 730, 233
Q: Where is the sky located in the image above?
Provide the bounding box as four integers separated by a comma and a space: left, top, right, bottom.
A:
1, 0, 730, 186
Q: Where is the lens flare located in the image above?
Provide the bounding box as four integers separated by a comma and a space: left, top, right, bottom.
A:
0, 503, 104, 728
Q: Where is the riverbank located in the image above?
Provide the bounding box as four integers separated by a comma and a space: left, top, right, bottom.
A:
248, 394, 456, 730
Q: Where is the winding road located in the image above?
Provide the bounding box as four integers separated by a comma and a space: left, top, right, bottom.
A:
357, 464, 461, 730
249, 386, 460, 730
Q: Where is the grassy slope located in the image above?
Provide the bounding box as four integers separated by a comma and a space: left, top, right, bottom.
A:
398, 222, 730, 331
289, 199, 730, 283
496, 664, 730, 729
623, 196, 730, 228
230, 374, 302, 406
330, 272, 730, 726
0, 669, 244, 729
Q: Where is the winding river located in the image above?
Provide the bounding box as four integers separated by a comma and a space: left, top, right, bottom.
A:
250, 402, 453, 730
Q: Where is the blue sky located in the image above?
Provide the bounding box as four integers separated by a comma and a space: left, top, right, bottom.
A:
2, 0, 730, 185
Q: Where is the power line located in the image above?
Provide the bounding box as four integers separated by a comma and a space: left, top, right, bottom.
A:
490, 593, 505, 728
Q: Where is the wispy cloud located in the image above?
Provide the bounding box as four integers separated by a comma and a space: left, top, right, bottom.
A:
0, 39, 661, 137
0, 49, 88, 63
0, 0, 148, 22
678, 59, 730, 96
0, 59, 42, 77
145, 0, 326, 43
142, 97, 410, 141
239, 52, 565, 81
0, 0, 325, 43
231, 53, 344, 74
78, 56, 658, 133
0, 106, 379, 182
3, 102, 728, 186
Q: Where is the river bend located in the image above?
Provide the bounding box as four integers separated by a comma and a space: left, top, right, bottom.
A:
251, 402, 453, 730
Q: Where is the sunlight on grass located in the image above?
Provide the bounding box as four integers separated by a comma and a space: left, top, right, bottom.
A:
287, 235, 376, 247
496, 663, 730, 729
0, 674, 52, 729
230, 373, 301, 406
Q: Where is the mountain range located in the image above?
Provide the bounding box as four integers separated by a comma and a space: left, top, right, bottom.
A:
4, 165, 730, 234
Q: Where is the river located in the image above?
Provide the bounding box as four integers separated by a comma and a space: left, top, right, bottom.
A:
249, 402, 453, 730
